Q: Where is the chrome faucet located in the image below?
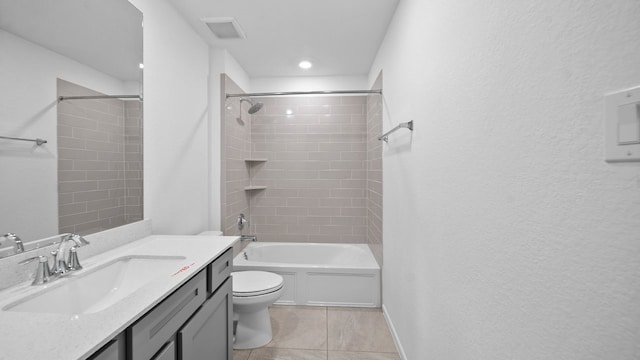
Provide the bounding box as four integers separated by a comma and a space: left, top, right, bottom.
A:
17, 233, 89, 286
240, 235, 257, 242
2, 233, 25, 253
52, 233, 90, 275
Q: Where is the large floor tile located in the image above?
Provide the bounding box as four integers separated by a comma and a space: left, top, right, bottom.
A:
234, 349, 251, 360
328, 351, 400, 360
327, 308, 397, 353
248, 348, 327, 360
265, 306, 327, 350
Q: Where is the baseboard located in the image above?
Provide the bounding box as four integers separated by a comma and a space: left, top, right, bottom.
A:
382, 304, 408, 360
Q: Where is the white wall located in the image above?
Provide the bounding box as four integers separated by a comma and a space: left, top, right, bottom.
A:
0, 29, 127, 242
129, 0, 210, 235
371, 1, 640, 359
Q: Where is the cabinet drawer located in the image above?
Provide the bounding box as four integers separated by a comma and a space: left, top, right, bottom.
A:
208, 248, 232, 294
129, 270, 206, 360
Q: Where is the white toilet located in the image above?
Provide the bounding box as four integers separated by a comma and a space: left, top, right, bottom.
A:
196, 231, 283, 348
232, 270, 284, 349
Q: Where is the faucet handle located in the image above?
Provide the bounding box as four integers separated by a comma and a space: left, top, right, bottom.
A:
18, 255, 45, 266
19, 256, 55, 285
67, 246, 83, 271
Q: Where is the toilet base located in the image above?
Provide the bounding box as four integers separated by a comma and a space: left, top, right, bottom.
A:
233, 307, 273, 349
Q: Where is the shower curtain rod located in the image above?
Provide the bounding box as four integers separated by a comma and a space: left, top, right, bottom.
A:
226, 89, 382, 98
58, 95, 142, 101
0, 135, 47, 146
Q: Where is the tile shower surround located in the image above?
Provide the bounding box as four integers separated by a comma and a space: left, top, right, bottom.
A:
367, 73, 383, 265
249, 95, 369, 243
221, 74, 383, 256
221, 75, 251, 236
57, 79, 143, 235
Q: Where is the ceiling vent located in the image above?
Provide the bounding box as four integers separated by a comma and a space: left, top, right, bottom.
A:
202, 17, 246, 39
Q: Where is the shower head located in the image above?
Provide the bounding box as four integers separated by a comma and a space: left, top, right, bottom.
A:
240, 98, 263, 114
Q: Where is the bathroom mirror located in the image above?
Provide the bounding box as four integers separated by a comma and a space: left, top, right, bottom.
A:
0, 0, 143, 258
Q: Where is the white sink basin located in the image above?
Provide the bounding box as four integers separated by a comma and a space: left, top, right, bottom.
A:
3, 255, 186, 315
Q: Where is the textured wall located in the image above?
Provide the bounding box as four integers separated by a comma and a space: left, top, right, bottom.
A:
249, 95, 368, 243
370, 1, 640, 359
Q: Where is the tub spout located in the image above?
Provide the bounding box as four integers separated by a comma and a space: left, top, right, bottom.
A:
240, 235, 257, 242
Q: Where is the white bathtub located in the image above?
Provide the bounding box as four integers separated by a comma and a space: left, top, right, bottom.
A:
233, 242, 380, 307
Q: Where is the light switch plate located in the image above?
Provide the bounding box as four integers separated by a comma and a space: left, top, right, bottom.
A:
605, 86, 640, 162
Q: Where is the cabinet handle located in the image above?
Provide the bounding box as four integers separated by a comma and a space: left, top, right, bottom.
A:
217, 261, 229, 274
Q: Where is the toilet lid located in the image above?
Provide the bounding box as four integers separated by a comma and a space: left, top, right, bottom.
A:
232, 271, 284, 297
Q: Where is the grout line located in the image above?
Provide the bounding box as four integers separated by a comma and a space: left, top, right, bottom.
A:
326, 306, 329, 360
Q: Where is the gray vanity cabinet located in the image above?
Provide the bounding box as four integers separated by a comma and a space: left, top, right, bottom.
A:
89, 333, 126, 360
88, 247, 233, 360
121, 247, 233, 360
152, 341, 176, 360
129, 271, 207, 359
178, 277, 233, 360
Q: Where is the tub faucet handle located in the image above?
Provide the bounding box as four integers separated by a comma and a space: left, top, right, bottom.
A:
238, 213, 248, 231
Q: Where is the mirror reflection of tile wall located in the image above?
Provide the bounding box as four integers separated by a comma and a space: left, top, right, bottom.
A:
57, 79, 143, 235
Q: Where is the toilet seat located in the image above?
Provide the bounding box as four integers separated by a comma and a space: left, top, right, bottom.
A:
232, 271, 284, 297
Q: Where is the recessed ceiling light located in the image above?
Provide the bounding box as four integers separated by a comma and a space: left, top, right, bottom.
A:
286, 109, 293, 115
298, 60, 312, 70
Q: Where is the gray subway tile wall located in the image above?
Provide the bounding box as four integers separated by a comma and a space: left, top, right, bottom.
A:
248, 95, 368, 243
221, 74, 383, 252
124, 101, 143, 223
367, 73, 383, 266
222, 75, 251, 236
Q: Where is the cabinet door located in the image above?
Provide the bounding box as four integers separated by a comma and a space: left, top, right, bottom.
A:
152, 341, 176, 360
179, 277, 232, 360
89, 333, 125, 360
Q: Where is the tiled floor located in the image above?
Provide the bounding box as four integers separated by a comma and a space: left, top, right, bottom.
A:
234, 306, 400, 360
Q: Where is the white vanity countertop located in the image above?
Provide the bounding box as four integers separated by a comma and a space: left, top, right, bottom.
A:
0, 235, 238, 360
